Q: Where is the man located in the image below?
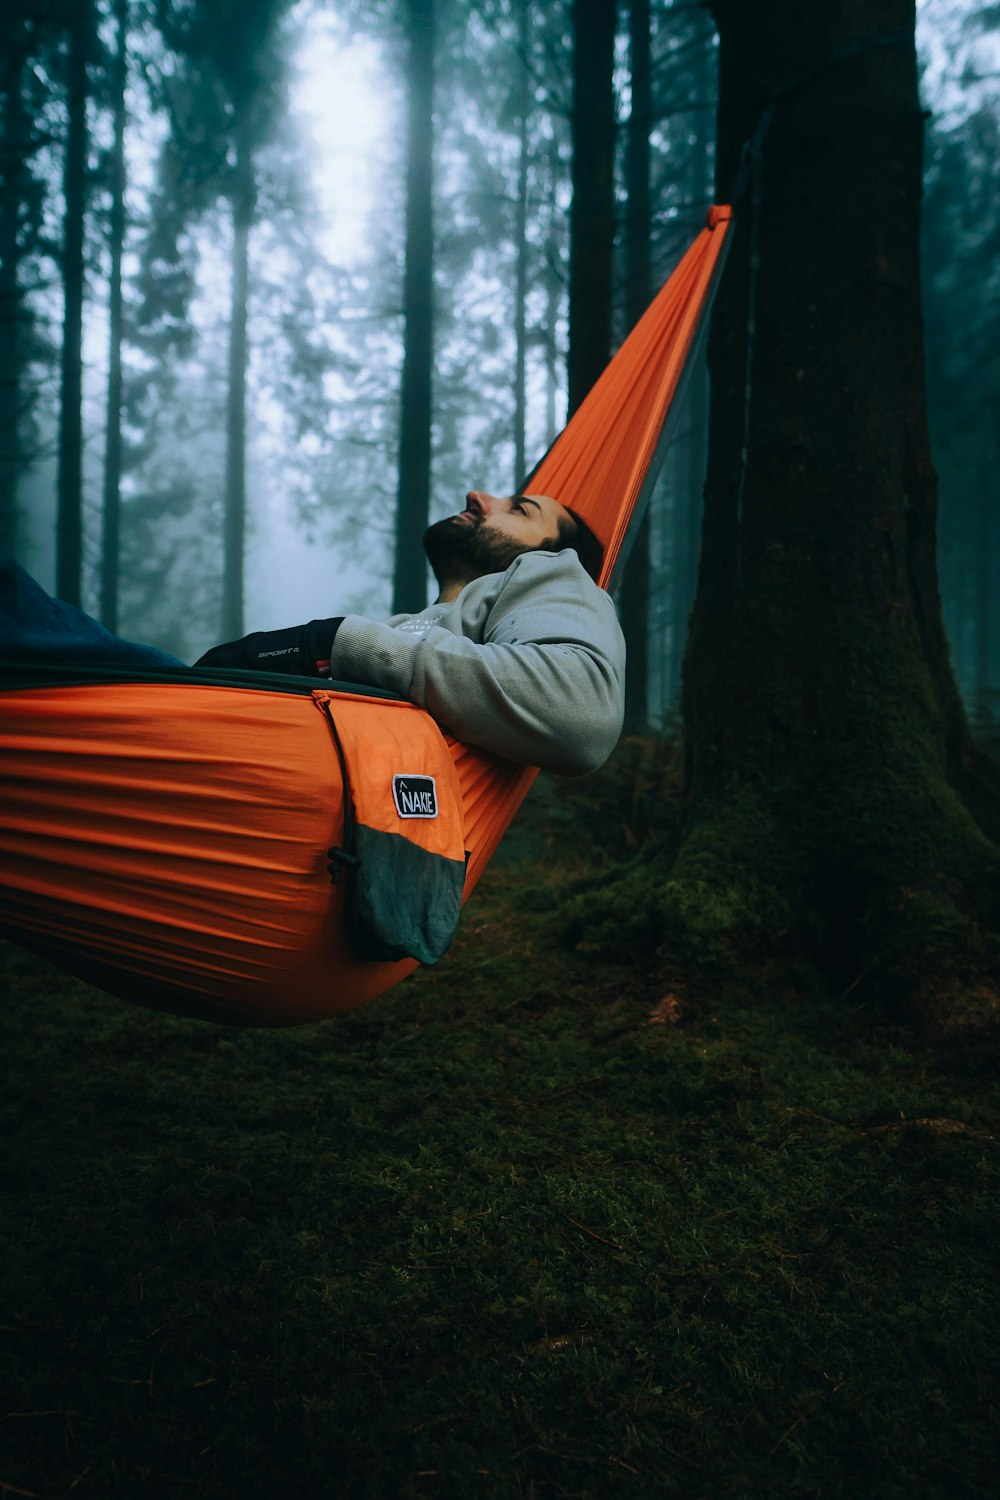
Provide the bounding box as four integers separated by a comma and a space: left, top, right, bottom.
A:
199, 490, 625, 776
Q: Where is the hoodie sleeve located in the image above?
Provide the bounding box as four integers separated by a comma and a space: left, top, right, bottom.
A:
328, 552, 626, 775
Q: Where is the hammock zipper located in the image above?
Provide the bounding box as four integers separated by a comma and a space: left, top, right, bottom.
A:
317, 697, 360, 885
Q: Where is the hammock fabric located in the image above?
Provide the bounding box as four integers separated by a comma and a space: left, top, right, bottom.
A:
0, 206, 731, 1024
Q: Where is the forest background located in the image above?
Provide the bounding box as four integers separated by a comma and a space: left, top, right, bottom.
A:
2, 3, 1000, 1495
1, 0, 996, 725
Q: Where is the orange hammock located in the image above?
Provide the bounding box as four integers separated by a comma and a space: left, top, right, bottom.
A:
0, 207, 731, 1024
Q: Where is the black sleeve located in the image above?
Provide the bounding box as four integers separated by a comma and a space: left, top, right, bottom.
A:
195, 618, 343, 676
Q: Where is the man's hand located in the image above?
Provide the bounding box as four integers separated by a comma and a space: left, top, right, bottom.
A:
195, 618, 343, 676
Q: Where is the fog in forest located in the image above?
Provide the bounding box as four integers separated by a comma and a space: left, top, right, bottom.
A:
1, 0, 997, 720
4, 8, 1000, 1486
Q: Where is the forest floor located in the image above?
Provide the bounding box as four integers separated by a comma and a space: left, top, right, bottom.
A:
1, 745, 998, 1500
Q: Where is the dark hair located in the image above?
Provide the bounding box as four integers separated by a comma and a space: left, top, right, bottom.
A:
554, 507, 605, 582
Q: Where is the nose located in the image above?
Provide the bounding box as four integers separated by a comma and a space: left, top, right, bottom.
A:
466, 490, 499, 516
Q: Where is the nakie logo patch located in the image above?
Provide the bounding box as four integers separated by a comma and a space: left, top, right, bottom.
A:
392, 774, 439, 819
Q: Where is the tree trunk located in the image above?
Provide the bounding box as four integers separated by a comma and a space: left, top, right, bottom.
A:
392, 0, 435, 616
56, 0, 90, 606
542, 138, 561, 450
0, 21, 32, 561
512, 0, 529, 488
990, 426, 1000, 728
100, 0, 127, 633
221, 124, 253, 640
667, 21, 714, 708
567, 0, 616, 415
973, 469, 990, 727
620, 0, 652, 730
587, 0, 1000, 1036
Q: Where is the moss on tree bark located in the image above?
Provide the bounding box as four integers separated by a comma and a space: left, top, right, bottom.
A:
583, 0, 1000, 1035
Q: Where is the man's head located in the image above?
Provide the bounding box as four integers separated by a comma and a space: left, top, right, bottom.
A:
423, 490, 604, 600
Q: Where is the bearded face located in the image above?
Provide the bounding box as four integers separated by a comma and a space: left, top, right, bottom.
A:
423, 513, 551, 591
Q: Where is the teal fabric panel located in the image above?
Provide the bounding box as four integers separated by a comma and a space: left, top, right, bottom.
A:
348, 823, 466, 965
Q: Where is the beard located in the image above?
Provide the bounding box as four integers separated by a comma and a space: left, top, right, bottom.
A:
422, 514, 538, 591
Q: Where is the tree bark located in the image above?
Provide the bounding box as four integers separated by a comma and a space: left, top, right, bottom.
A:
620, 0, 652, 730
392, 0, 435, 616
100, 0, 127, 633
972, 432, 992, 725
542, 138, 561, 450
567, 0, 616, 415
221, 123, 253, 640
584, 0, 1000, 1035
56, 0, 90, 606
512, 0, 529, 488
667, 20, 714, 707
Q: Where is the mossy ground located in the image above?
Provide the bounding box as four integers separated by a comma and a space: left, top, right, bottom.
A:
560, 705, 1000, 1036
1, 755, 998, 1499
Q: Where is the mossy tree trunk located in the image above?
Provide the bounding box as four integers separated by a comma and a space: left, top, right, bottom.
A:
591, 0, 1000, 1034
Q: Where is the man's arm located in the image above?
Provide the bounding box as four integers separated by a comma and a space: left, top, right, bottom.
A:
195, 618, 342, 675
329, 552, 625, 775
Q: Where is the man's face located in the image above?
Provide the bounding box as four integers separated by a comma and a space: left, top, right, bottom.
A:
423, 490, 571, 593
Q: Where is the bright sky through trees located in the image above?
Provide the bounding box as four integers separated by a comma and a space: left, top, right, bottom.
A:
917, 0, 999, 122
290, 12, 396, 265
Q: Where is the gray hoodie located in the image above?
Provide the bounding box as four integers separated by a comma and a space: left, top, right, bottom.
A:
328, 549, 626, 776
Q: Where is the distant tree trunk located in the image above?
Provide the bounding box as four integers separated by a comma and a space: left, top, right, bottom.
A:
221, 124, 253, 640
667, 21, 714, 707
620, 0, 652, 730
56, 0, 90, 606
624, 0, 651, 327
512, 0, 529, 487
0, 24, 29, 559
392, 0, 435, 615
542, 138, 562, 450
567, 0, 616, 414
586, 0, 1000, 1036
991, 427, 1000, 724
972, 448, 992, 724
100, 0, 127, 633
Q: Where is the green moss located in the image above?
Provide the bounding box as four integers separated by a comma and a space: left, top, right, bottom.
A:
553, 627, 1000, 1029
558, 779, 801, 967
792, 623, 997, 885
1, 851, 998, 1499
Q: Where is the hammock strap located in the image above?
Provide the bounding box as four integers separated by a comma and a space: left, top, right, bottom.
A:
609, 222, 732, 593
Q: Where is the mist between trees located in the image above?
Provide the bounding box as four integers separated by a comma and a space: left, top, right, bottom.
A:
0, 0, 995, 725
